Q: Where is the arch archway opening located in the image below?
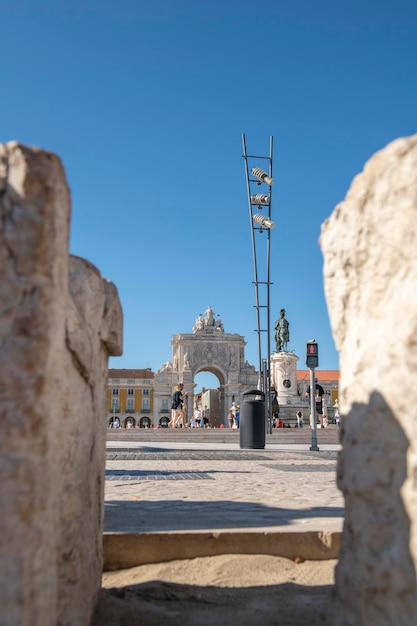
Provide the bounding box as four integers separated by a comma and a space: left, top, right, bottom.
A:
194, 371, 220, 394
194, 370, 224, 428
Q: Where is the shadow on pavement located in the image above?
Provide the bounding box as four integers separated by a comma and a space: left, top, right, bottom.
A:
104, 499, 344, 532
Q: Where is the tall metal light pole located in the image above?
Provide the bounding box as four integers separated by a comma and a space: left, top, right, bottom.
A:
242, 134, 274, 434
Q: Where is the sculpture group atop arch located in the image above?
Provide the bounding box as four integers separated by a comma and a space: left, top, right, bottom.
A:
193, 305, 224, 333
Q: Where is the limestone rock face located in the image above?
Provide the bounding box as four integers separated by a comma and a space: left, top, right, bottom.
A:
0, 142, 123, 626
320, 135, 417, 624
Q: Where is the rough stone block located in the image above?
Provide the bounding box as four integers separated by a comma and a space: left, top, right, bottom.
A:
321, 134, 417, 624
0, 142, 123, 626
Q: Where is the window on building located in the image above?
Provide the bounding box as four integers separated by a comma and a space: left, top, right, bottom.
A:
112, 388, 119, 395
142, 398, 149, 411
111, 398, 119, 411
127, 388, 134, 396
127, 398, 135, 412
162, 399, 169, 411
143, 388, 149, 396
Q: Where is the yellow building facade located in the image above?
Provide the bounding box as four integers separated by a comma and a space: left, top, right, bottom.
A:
107, 368, 156, 428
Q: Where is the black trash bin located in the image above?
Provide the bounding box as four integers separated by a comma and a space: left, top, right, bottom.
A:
239, 389, 266, 449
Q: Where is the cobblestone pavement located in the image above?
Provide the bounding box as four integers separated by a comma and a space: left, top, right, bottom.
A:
104, 430, 344, 533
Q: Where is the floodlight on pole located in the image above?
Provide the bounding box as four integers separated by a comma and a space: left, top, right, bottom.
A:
250, 194, 270, 205
251, 167, 274, 186
253, 213, 275, 229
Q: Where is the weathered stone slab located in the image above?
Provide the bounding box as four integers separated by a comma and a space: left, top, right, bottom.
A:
0, 142, 123, 626
321, 135, 417, 624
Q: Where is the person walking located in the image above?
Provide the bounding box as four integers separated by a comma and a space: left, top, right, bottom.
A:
235, 405, 240, 428
192, 404, 202, 428
171, 383, 187, 428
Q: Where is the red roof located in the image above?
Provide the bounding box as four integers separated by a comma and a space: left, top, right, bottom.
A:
296, 370, 340, 382
108, 368, 154, 380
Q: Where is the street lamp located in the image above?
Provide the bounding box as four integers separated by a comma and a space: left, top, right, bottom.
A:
250, 194, 270, 205
251, 167, 274, 186
252, 214, 275, 230
242, 134, 274, 435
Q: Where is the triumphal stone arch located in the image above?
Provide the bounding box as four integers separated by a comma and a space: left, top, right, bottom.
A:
154, 306, 257, 426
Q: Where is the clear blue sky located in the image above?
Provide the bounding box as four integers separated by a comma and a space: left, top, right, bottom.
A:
2, 1, 416, 390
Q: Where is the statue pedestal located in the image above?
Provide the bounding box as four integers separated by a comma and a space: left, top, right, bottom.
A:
270, 352, 299, 404
271, 352, 309, 423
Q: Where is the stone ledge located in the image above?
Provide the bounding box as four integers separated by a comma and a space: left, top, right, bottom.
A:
103, 530, 341, 571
